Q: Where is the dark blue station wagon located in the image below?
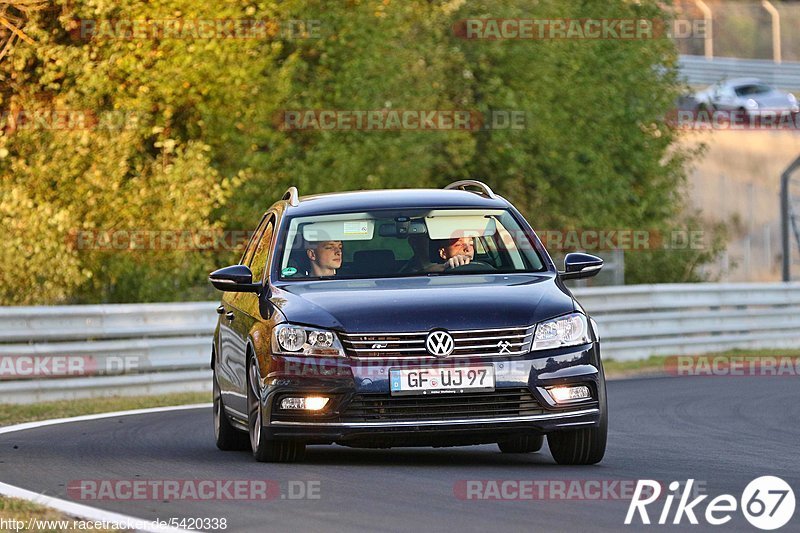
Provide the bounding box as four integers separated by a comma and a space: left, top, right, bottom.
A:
210, 181, 607, 463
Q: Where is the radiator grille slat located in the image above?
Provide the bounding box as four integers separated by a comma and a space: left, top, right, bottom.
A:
340, 325, 535, 358
340, 387, 545, 422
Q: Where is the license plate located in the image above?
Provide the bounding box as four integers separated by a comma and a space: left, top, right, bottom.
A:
389, 365, 495, 396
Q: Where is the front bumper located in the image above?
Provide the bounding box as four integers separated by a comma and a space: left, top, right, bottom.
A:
746, 107, 799, 119
265, 407, 600, 447
260, 342, 605, 447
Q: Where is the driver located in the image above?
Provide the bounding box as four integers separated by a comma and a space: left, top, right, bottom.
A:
437, 236, 474, 268
406, 236, 474, 272
305, 240, 343, 277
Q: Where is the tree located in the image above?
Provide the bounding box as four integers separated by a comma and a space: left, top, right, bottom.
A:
0, 0, 722, 304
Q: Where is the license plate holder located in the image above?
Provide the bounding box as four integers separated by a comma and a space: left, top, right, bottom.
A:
389, 365, 495, 396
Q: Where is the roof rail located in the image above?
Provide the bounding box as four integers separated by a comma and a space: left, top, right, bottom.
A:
282, 187, 299, 207
443, 180, 497, 199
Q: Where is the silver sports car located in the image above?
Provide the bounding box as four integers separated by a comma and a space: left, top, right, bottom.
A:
694, 78, 798, 120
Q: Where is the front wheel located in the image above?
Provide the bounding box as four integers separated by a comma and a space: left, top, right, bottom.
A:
733, 107, 750, 123
247, 356, 306, 462
497, 434, 543, 453
547, 411, 607, 465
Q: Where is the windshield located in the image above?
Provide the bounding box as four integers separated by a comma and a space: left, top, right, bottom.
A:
277, 208, 546, 280
734, 84, 772, 97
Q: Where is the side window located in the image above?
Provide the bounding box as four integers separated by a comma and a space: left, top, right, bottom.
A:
477, 234, 499, 266
241, 215, 268, 267
248, 217, 275, 283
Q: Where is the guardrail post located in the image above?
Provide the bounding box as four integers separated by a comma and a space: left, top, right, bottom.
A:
762, 0, 782, 64
694, 0, 713, 59
781, 155, 800, 281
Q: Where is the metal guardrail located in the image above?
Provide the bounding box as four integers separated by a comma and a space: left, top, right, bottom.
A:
574, 283, 800, 360
679, 54, 800, 90
0, 303, 216, 403
1, 283, 799, 403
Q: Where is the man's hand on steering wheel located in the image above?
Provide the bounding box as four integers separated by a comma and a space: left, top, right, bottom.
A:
444, 254, 472, 269
445, 257, 497, 271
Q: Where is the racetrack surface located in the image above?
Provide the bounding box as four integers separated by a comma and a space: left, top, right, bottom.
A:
1, 376, 797, 532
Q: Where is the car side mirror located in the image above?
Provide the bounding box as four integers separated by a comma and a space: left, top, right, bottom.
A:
209, 265, 262, 293
558, 253, 603, 280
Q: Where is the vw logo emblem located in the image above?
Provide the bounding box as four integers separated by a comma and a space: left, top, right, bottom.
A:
426, 330, 454, 357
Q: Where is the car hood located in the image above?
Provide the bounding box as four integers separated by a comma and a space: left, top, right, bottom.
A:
750, 91, 794, 108
270, 274, 574, 333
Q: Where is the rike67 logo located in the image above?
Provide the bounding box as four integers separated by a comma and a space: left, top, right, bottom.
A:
626, 477, 795, 530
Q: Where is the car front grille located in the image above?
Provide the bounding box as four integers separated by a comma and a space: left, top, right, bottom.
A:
340, 325, 535, 359
339, 387, 544, 422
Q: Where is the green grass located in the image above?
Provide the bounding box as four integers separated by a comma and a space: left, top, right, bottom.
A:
603, 348, 800, 378
0, 391, 210, 427
0, 496, 123, 531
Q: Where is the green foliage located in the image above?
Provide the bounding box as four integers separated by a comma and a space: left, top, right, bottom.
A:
0, 0, 722, 304
623, 213, 729, 284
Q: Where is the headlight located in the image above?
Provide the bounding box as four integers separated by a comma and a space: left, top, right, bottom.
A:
788, 93, 797, 104
531, 313, 590, 351
745, 98, 759, 109
273, 324, 346, 357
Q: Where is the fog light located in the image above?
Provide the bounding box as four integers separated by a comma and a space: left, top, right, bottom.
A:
548, 385, 591, 403
280, 396, 329, 410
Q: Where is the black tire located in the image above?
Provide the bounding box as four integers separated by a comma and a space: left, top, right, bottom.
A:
213, 366, 249, 451
247, 356, 306, 462
497, 434, 544, 453
734, 107, 749, 123
548, 406, 607, 465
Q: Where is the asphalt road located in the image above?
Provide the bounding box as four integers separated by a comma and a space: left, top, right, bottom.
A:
1, 376, 798, 532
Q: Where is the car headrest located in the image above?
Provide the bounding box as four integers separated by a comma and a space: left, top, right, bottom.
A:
352, 250, 396, 275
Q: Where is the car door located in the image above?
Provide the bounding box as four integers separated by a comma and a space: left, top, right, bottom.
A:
716, 85, 738, 111
225, 213, 276, 415
217, 214, 269, 417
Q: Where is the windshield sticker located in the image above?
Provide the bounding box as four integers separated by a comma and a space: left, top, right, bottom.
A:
281, 267, 298, 277
343, 221, 370, 235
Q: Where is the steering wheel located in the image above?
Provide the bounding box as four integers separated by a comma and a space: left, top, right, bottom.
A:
447, 260, 496, 272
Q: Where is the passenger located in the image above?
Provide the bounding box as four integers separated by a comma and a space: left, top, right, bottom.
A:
305, 240, 343, 277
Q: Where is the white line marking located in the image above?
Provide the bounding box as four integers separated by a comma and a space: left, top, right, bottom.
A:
0, 403, 212, 532
0, 481, 198, 533
0, 403, 211, 436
